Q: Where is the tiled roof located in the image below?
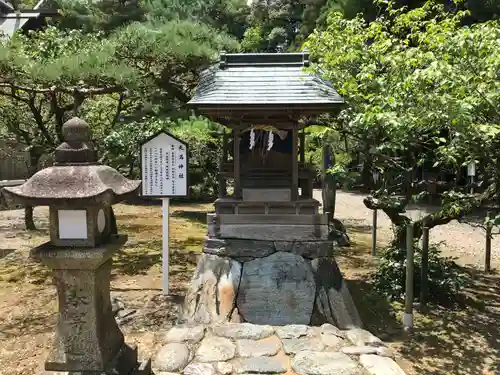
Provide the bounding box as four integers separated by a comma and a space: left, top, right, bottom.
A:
187, 52, 343, 110
0, 0, 58, 38
0, 0, 14, 12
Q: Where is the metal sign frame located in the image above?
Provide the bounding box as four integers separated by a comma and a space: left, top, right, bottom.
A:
139, 130, 190, 199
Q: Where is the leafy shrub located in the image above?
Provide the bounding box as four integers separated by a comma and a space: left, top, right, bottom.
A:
371, 242, 470, 305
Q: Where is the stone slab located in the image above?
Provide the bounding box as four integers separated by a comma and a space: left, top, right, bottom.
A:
212, 323, 275, 340
207, 213, 328, 225
275, 324, 309, 339
203, 237, 334, 260
236, 339, 281, 357
204, 238, 275, 259
213, 224, 329, 241
242, 188, 291, 202
359, 354, 406, 375
30, 235, 127, 270
235, 357, 288, 374
292, 351, 361, 375
237, 252, 316, 325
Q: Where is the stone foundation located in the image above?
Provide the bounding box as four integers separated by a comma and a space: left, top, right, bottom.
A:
179, 237, 362, 329
152, 323, 406, 375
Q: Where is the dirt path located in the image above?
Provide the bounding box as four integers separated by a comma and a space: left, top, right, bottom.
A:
314, 190, 500, 270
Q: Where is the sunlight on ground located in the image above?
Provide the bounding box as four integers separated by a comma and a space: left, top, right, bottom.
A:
338, 228, 500, 375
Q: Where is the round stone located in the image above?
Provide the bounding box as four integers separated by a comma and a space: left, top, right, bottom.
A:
97, 209, 106, 233
195, 336, 236, 362
237, 252, 316, 325
62, 117, 92, 142
153, 343, 190, 372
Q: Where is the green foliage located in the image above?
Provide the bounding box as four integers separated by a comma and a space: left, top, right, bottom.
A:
306, 1, 500, 193
372, 242, 470, 304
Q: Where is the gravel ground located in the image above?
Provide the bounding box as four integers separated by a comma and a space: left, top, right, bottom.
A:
314, 189, 500, 270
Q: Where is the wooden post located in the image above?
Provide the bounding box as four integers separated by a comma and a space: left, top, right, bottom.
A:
485, 211, 492, 273
371, 209, 378, 256
420, 226, 430, 309
292, 125, 298, 201
404, 223, 414, 331
233, 128, 241, 199
299, 129, 305, 165
219, 130, 228, 198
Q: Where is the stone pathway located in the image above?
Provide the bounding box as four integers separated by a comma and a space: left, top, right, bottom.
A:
153, 323, 405, 375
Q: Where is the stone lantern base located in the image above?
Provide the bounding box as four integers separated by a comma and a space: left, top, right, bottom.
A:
31, 235, 151, 375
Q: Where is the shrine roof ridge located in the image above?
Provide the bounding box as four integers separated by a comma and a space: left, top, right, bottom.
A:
219, 51, 310, 68
187, 51, 344, 114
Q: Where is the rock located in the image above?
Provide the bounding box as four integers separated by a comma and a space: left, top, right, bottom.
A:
341, 346, 379, 355
274, 241, 334, 258
376, 346, 396, 358
195, 336, 236, 362
320, 323, 344, 337
236, 357, 288, 374
345, 329, 383, 347
215, 362, 233, 374
320, 333, 344, 349
309, 258, 362, 329
204, 238, 276, 259
179, 254, 242, 324
164, 325, 205, 344
359, 354, 406, 375
236, 339, 281, 357
111, 295, 125, 315
237, 252, 316, 325
275, 324, 309, 339
183, 363, 217, 375
212, 323, 274, 340
115, 308, 137, 325
282, 337, 325, 354
292, 351, 361, 375
154, 343, 190, 372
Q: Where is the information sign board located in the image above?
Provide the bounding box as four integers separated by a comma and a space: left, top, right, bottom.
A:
140, 132, 188, 197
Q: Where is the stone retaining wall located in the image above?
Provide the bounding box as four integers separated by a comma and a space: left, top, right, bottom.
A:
178, 236, 361, 328
153, 323, 406, 375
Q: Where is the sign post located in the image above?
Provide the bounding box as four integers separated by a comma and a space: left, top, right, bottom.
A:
467, 161, 476, 194
140, 132, 189, 295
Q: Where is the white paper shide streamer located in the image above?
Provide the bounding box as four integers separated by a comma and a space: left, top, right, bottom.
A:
249, 128, 255, 150
267, 130, 274, 151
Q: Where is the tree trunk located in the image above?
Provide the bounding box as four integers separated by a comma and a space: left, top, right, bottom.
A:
25, 149, 41, 231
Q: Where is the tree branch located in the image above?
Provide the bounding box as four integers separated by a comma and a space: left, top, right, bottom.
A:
27, 94, 55, 147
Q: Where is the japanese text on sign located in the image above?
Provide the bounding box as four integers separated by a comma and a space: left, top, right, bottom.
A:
140, 132, 188, 197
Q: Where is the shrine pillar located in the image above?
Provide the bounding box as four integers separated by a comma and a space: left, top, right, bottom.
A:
292, 124, 299, 200
233, 128, 241, 199
219, 129, 228, 198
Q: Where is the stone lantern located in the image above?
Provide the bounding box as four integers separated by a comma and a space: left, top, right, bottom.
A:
2, 117, 150, 375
